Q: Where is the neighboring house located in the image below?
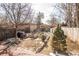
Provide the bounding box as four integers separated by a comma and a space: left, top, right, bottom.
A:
17, 23, 38, 32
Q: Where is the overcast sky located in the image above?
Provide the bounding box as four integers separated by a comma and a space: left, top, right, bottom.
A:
32, 3, 65, 24
32, 3, 56, 24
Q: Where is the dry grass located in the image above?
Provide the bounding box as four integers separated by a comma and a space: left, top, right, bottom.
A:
19, 38, 43, 52
18, 32, 79, 55
18, 33, 53, 55
66, 37, 79, 54
19, 38, 36, 51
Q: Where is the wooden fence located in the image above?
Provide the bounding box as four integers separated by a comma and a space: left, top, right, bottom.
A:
0, 27, 15, 41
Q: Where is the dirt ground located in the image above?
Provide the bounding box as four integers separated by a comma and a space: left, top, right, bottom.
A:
0, 32, 79, 56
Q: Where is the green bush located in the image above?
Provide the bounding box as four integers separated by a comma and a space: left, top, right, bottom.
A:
52, 24, 67, 54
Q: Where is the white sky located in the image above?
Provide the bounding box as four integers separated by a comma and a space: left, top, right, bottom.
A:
32, 3, 55, 24
32, 3, 65, 24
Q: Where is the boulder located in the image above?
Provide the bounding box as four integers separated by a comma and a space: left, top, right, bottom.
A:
17, 31, 26, 39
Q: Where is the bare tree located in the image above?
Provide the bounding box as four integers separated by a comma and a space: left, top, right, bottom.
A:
75, 3, 79, 27
53, 3, 74, 27
47, 15, 58, 26
36, 12, 44, 31
1, 3, 33, 39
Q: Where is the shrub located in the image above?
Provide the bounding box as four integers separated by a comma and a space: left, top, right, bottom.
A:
52, 24, 67, 54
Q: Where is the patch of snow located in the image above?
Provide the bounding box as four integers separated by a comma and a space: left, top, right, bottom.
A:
49, 52, 68, 56
49, 53, 56, 56
39, 42, 43, 44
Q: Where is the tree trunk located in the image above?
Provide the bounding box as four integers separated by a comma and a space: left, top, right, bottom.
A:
36, 36, 50, 53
